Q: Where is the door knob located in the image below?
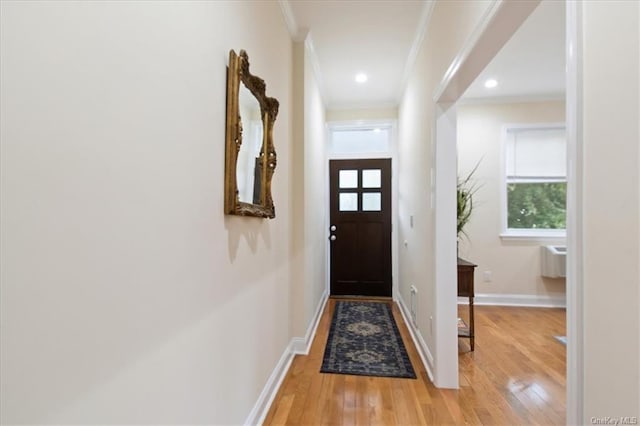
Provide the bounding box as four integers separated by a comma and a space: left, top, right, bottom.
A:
330, 235, 337, 241
330, 225, 337, 231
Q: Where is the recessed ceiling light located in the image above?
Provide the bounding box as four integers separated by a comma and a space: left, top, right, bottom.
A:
355, 73, 368, 83
484, 78, 498, 88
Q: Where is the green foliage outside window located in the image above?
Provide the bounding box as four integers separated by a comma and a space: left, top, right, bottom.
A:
507, 182, 566, 229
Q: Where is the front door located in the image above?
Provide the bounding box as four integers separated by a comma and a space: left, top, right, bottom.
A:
329, 159, 392, 297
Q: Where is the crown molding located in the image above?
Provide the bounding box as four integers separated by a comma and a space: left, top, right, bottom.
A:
433, 0, 503, 103
278, 0, 328, 107
304, 32, 329, 107
278, 0, 299, 39
433, 0, 544, 104
398, 0, 436, 101
458, 93, 565, 105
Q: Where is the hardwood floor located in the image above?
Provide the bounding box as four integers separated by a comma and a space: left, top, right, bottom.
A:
264, 298, 566, 425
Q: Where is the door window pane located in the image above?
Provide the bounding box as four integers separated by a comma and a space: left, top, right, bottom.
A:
339, 170, 358, 188
362, 193, 381, 211
339, 193, 358, 211
362, 169, 381, 188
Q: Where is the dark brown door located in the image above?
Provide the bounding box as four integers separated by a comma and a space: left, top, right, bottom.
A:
329, 159, 392, 297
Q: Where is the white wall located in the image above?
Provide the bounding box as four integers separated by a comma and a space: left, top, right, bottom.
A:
581, 0, 639, 419
0, 2, 294, 424
397, 0, 493, 386
457, 100, 566, 301
289, 38, 327, 339
290, 41, 306, 338
303, 41, 328, 326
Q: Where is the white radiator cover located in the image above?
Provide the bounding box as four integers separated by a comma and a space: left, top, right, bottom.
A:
541, 245, 566, 278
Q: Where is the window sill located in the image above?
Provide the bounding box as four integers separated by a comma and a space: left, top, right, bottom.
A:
500, 231, 566, 244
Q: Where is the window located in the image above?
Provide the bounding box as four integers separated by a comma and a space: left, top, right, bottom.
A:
502, 124, 567, 238
338, 168, 383, 212
330, 127, 391, 154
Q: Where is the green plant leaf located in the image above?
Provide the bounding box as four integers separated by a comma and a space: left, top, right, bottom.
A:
457, 160, 481, 241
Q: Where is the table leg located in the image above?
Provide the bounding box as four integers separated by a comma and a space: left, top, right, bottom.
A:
469, 296, 475, 351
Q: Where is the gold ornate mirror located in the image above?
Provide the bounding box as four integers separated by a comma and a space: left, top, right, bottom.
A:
224, 49, 279, 218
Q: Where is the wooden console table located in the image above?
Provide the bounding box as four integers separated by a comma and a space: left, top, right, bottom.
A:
457, 258, 477, 351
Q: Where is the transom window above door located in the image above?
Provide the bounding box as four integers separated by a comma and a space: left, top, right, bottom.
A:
330, 127, 391, 154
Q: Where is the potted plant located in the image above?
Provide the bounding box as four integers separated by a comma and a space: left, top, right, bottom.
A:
457, 162, 480, 244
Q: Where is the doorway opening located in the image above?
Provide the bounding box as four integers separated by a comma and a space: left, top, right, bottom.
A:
432, 0, 580, 421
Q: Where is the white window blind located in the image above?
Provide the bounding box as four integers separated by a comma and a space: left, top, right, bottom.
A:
505, 127, 566, 179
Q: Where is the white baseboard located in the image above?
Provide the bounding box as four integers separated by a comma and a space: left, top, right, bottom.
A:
292, 291, 329, 354
395, 294, 435, 382
246, 291, 329, 425
245, 340, 295, 426
458, 293, 566, 308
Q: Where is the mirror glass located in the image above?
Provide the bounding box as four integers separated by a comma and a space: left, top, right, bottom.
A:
224, 49, 279, 218
236, 82, 264, 204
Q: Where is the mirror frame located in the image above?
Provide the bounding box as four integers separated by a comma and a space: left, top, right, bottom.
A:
224, 49, 279, 218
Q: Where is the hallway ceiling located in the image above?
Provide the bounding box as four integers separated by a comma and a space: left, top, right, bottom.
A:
284, 0, 565, 110
462, 0, 565, 101
285, 0, 426, 109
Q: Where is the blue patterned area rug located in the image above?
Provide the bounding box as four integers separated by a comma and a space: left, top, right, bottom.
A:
320, 301, 416, 379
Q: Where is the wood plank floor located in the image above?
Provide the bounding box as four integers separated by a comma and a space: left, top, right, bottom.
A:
263, 298, 566, 425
